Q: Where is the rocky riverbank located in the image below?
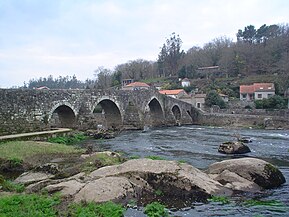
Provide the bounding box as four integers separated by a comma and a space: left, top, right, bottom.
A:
13, 155, 286, 209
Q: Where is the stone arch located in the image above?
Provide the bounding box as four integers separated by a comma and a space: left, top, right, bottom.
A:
146, 97, 164, 126
92, 98, 122, 130
49, 102, 77, 128
172, 104, 181, 124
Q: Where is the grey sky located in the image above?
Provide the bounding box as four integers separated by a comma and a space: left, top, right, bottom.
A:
1, 0, 289, 87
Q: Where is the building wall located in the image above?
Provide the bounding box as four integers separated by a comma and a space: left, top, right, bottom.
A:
254, 91, 275, 100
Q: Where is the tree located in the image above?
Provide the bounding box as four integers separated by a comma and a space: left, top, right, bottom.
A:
94, 66, 112, 89
205, 91, 226, 109
157, 33, 184, 77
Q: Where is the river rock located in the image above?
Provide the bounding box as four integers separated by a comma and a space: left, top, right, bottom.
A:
14, 172, 54, 185
206, 158, 286, 190
218, 141, 251, 154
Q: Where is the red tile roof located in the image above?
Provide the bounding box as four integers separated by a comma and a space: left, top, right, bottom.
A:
240, 83, 275, 93
159, 89, 184, 95
126, 82, 150, 87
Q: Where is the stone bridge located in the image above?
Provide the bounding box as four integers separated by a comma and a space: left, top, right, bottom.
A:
0, 88, 198, 136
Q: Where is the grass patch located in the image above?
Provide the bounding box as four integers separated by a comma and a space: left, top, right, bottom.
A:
0, 193, 60, 217
67, 201, 124, 217
0, 175, 25, 193
155, 189, 164, 196
145, 156, 166, 160
178, 160, 186, 164
208, 196, 230, 205
48, 133, 87, 145
0, 141, 84, 161
144, 201, 169, 217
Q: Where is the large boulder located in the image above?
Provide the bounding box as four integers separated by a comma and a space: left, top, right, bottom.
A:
206, 158, 286, 190
28, 159, 231, 207
218, 141, 251, 154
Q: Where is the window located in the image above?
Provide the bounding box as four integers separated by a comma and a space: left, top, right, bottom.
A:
268, 94, 273, 98
197, 103, 201, 108
242, 94, 246, 98
257, 94, 262, 99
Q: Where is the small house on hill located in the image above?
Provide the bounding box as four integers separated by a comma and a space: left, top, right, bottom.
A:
159, 89, 188, 99
122, 82, 150, 90
240, 83, 275, 101
192, 93, 206, 109
181, 78, 191, 87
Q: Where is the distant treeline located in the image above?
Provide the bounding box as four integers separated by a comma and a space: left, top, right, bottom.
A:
24, 23, 289, 91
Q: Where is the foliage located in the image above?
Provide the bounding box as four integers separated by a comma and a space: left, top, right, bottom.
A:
0, 141, 83, 161
48, 133, 87, 145
205, 90, 226, 108
67, 201, 124, 217
178, 160, 186, 164
244, 199, 284, 207
145, 156, 166, 160
254, 95, 287, 109
154, 189, 164, 196
0, 194, 60, 217
208, 196, 230, 204
157, 32, 184, 77
0, 175, 25, 193
144, 202, 169, 217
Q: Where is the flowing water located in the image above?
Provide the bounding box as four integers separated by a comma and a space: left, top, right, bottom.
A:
92, 125, 289, 216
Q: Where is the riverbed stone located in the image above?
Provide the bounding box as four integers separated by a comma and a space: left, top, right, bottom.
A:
14, 172, 54, 185
74, 176, 139, 204
206, 158, 286, 189
45, 180, 86, 196
218, 141, 251, 154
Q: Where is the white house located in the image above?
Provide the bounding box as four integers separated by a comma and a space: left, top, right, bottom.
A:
240, 83, 275, 101
181, 78, 190, 87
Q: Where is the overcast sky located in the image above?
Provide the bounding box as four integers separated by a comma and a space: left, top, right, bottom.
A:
1, 0, 289, 88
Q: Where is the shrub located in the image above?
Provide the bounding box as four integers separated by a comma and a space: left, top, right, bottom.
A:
144, 202, 169, 217
205, 90, 226, 109
0, 175, 25, 193
254, 95, 286, 109
48, 133, 87, 145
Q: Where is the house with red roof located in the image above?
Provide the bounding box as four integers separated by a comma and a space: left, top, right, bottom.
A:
240, 83, 275, 101
159, 89, 188, 99
122, 81, 150, 90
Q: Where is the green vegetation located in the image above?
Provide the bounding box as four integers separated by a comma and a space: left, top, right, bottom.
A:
48, 133, 87, 145
0, 175, 24, 193
205, 90, 226, 109
178, 160, 186, 164
0, 194, 60, 217
144, 202, 169, 217
0, 141, 83, 161
154, 189, 164, 196
254, 95, 287, 109
208, 196, 230, 205
145, 156, 166, 160
67, 201, 124, 217
244, 199, 284, 207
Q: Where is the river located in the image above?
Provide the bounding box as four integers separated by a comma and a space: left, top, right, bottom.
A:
93, 125, 289, 216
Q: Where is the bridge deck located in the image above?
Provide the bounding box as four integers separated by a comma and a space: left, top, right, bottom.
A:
0, 128, 72, 141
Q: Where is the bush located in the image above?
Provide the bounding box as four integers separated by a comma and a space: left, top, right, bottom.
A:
254, 95, 286, 109
144, 202, 169, 217
48, 133, 87, 145
205, 91, 226, 109
0, 175, 25, 192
